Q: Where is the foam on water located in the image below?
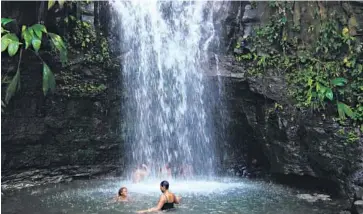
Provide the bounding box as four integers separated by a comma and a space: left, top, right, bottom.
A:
111, 179, 255, 195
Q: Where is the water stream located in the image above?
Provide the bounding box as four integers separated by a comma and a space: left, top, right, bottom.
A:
112, 0, 218, 176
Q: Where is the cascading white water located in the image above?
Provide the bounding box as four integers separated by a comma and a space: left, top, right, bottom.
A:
111, 1, 220, 177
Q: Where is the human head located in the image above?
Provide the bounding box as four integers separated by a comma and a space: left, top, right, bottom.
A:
166, 162, 171, 169
118, 187, 128, 197
160, 180, 169, 193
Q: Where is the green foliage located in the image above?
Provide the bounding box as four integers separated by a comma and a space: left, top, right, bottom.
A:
5, 67, 20, 104
48, 0, 66, 10
1, 17, 68, 106
1, 18, 14, 26
42, 64, 56, 96
235, 2, 362, 132
2, 33, 20, 56
338, 128, 360, 144
63, 15, 112, 67
48, 32, 67, 65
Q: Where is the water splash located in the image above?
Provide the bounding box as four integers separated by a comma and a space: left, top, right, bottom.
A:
112, 1, 220, 177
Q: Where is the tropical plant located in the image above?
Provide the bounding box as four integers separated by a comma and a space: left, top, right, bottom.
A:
2, 13, 67, 106
235, 1, 362, 133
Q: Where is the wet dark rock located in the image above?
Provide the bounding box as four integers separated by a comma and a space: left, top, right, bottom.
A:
212, 55, 363, 197
354, 187, 363, 201
242, 5, 258, 23
1, 165, 119, 190
213, 1, 363, 201
1, 2, 122, 190
352, 200, 363, 214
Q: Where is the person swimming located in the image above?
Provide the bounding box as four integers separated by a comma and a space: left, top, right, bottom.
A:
115, 187, 128, 202
136, 180, 181, 213
132, 164, 149, 183
159, 163, 172, 179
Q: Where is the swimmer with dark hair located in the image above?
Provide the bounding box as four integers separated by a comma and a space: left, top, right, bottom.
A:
136, 180, 181, 213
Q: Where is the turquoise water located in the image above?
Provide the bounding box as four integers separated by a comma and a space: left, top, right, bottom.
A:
1, 177, 342, 214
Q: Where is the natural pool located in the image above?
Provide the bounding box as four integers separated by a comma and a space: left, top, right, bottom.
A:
1, 177, 343, 214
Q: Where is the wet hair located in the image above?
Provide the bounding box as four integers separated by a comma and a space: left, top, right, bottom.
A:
118, 187, 127, 196
160, 180, 169, 189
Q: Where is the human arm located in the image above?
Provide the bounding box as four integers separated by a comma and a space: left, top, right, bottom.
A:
174, 194, 181, 204
136, 195, 165, 213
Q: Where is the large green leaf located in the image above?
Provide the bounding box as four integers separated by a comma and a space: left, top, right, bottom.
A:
32, 24, 47, 38
337, 102, 355, 119
7, 33, 19, 56
42, 63, 56, 96
5, 69, 20, 104
33, 24, 47, 33
1, 18, 13, 26
32, 36, 41, 52
325, 88, 334, 101
48, 32, 68, 64
337, 102, 346, 120
48, 0, 55, 10
331, 77, 348, 87
48, 32, 66, 49
27, 26, 35, 38
1, 33, 10, 52
22, 29, 32, 49
342, 102, 354, 118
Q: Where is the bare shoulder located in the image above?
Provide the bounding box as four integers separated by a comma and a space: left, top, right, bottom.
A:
159, 194, 166, 202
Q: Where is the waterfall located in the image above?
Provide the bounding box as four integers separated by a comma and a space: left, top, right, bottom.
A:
111, 1, 219, 178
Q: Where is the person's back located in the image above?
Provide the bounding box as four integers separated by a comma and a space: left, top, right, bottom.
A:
136, 180, 181, 213
161, 192, 176, 210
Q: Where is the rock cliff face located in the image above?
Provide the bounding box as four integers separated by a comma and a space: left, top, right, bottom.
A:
1, 1, 123, 190
213, 1, 363, 199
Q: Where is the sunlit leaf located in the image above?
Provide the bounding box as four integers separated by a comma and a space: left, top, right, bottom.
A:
32, 24, 47, 38
337, 102, 346, 120
22, 29, 32, 49
48, 0, 55, 10
325, 88, 333, 101
48, 32, 66, 49
331, 77, 348, 87
1, 33, 10, 52
1, 18, 14, 26
7, 33, 20, 56
48, 32, 68, 64
58, 0, 65, 8
5, 69, 20, 104
27, 26, 35, 38
341, 102, 354, 118
43, 63, 56, 96
32, 36, 41, 52
337, 102, 355, 119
